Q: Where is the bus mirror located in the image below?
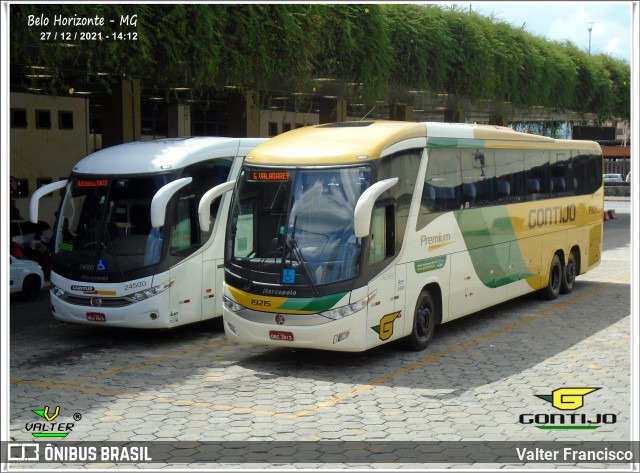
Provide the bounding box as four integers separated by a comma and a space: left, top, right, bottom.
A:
353, 177, 398, 238
150, 177, 193, 228
198, 180, 235, 232
29, 180, 68, 223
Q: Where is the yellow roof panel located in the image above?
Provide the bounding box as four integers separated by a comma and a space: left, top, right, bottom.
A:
247, 121, 426, 164
246, 121, 601, 165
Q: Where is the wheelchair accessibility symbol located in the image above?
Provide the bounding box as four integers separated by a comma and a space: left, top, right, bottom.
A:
96, 259, 107, 271
282, 269, 296, 284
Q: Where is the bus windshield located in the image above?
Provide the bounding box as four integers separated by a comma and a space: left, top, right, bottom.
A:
53, 174, 176, 280
227, 165, 372, 291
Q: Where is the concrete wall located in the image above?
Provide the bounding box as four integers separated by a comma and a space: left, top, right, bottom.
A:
604, 182, 631, 197
260, 110, 319, 136
10, 92, 90, 226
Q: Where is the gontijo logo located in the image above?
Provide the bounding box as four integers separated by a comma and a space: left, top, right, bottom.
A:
519, 387, 617, 429
536, 387, 598, 410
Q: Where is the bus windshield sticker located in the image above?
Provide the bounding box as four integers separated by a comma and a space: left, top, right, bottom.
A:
282, 268, 296, 284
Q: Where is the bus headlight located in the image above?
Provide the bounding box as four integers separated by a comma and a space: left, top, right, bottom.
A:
319, 292, 373, 321
50, 284, 67, 298
223, 296, 245, 312
127, 278, 175, 302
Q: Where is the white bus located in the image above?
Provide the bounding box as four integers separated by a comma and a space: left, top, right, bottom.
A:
30, 137, 266, 328
221, 121, 603, 352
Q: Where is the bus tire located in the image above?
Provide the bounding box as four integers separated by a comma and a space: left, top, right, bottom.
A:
541, 254, 562, 300
405, 290, 436, 351
561, 251, 577, 294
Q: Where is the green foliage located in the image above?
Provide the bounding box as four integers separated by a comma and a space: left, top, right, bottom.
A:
9, 3, 630, 120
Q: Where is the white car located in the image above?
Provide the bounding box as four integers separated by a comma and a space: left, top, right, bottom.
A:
626, 172, 631, 182
10, 255, 44, 301
603, 173, 624, 183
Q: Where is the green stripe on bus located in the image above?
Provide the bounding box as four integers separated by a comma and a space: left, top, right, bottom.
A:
427, 138, 485, 148
455, 207, 533, 288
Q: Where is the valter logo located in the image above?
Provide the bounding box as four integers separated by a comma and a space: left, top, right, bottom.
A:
519, 387, 617, 430
26, 405, 80, 438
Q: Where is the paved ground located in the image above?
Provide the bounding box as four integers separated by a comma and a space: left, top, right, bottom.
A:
6, 209, 634, 470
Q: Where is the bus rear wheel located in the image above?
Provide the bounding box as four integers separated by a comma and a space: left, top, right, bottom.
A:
541, 254, 562, 300
561, 251, 577, 294
405, 290, 436, 351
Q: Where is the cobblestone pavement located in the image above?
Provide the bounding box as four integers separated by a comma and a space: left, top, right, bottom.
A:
6, 213, 634, 470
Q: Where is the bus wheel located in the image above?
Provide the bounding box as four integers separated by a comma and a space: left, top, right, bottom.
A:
405, 290, 436, 351
541, 254, 562, 300
561, 251, 577, 294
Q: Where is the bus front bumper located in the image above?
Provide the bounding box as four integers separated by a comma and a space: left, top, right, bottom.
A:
222, 308, 367, 352
50, 289, 172, 329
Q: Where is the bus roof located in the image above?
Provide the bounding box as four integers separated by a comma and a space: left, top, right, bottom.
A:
246, 121, 601, 165
72, 137, 266, 175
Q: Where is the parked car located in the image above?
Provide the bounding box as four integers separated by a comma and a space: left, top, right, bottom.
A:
9, 255, 44, 301
626, 172, 631, 182
603, 173, 624, 183
10, 219, 53, 247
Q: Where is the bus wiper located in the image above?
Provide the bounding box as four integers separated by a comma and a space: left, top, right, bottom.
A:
100, 225, 125, 281
286, 216, 318, 296
241, 219, 283, 291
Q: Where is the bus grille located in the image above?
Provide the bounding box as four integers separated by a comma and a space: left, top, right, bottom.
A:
62, 294, 133, 308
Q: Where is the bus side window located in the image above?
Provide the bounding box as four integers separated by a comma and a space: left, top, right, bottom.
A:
233, 201, 255, 257
462, 149, 495, 206
170, 198, 194, 254
368, 203, 394, 266
462, 183, 476, 207
496, 179, 510, 200
424, 184, 436, 211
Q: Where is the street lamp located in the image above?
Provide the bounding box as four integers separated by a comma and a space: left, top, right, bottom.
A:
586, 21, 594, 54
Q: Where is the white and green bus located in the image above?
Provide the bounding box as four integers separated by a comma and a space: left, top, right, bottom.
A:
219, 121, 603, 352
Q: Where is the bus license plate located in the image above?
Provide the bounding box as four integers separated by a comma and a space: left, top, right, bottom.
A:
269, 330, 294, 341
87, 312, 106, 322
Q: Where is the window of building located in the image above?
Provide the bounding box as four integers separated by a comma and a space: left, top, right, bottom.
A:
191, 105, 226, 136
11, 109, 28, 128
283, 123, 292, 133
37, 178, 53, 196
36, 110, 51, 129
268, 122, 278, 136
141, 101, 168, 136
58, 111, 74, 130
15, 179, 29, 197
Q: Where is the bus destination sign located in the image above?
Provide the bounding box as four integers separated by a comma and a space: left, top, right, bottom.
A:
249, 171, 291, 182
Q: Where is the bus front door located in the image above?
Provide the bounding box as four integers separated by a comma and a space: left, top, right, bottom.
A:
366, 263, 406, 349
